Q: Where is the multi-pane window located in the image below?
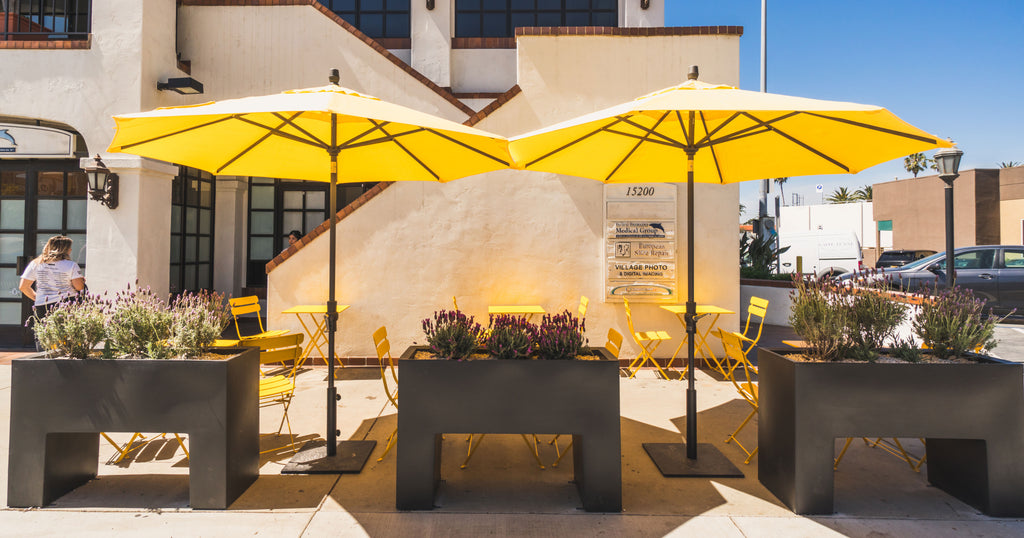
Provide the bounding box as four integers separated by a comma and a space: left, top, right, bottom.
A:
456, 0, 617, 38
246, 178, 374, 287
0, 0, 91, 40
0, 161, 86, 346
320, 0, 411, 39
170, 167, 215, 295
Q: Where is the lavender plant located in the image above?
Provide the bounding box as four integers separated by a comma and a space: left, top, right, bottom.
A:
31, 295, 107, 360
535, 310, 587, 360
844, 273, 908, 358
789, 275, 850, 362
485, 314, 537, 360
105, 284, 173, 357
912, 284, 1000, 359
167, 290, 232, 358
422, 309, 483, 360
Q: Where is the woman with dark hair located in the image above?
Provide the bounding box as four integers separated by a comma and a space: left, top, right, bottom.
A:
18, 235, 86, 319
287, 230, 303, 246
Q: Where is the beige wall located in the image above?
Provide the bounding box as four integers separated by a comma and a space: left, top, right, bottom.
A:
451, 49, 518, 93
267, 33, 742, 359
178, 4, 469, 123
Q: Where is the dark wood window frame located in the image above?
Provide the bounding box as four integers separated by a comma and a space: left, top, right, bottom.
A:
455, 0, 617, 38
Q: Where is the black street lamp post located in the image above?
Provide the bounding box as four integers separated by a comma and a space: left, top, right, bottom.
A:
934, 146, 963, 287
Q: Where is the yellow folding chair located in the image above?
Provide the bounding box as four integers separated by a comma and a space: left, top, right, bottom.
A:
229, 295, 289, 341
373, 326, 400, 462
722, 330, 759, 464
549, 327, 623, 467
622, 298, 673, 379
250, 333, 304, 454
101, 432, 189, 464
714, 296, 768, 379
834, 437, 927, 472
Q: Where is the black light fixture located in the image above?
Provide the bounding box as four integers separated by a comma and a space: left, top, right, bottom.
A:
84, 154, 119, 209
157, 77, 204, 95
641, 0, 650, 9
426, 0, 434, 9
934, 144, 963, 286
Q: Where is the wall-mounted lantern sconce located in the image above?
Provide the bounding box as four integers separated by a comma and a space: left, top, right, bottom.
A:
641, 0, 650, 9
426, 0, 434, 9
157, 77, 204, 95
84, 155, 119, 209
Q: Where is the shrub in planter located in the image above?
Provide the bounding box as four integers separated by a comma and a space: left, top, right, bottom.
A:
105, 284, 174, 357
168, 289, 232, 358
30, 294, 106, 360
535, 310, 588, 360
485, 314, 537, 360
789, 276, 850, 362
912, 284, 1000, 359
844, 277, 908, 361
421, 309, 483, 360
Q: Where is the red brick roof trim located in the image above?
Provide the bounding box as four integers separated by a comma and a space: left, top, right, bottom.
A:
0, 36, 91, 49
515, 25, 744, 37
464, 85, 521, 127
180, 0, 476, 117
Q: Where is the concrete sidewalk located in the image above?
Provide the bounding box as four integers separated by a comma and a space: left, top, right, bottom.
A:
2, 351, 1023, 537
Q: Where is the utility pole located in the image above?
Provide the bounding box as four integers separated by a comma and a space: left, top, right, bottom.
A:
757, 0, 769, 236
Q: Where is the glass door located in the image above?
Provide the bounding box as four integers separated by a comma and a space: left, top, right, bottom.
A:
0, 160, 87, 347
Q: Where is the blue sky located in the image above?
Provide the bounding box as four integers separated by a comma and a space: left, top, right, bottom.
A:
665, 0, 1024, 221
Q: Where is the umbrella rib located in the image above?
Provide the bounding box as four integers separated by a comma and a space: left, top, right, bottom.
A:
271, 112, 329, 148
339, 121, 393, 148
525, 116, 628, 168
741, 112, 851, 172
231, 114, 327, 150
801, 112, 942, 144
342, 127, 428, 150
422, 128, 510, 166
698, 112, 726, 184
693, 111, 744, 147
615, 116, 686, 147
117, 116, 235, 150
696, 112, 800, 149
604, 111, 671, 182
602, 129, 681, 148
215, 112, 306, 174
375, 121, 440, 180
676, 110, 692, 146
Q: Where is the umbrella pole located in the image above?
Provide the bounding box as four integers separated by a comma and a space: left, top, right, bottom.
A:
326, 142, 339, 457
283, 110, 375, 474
685, 151, 697, 460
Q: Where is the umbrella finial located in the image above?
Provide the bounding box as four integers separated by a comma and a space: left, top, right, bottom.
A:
688, 65, 699, 80
329, 69, 340, 86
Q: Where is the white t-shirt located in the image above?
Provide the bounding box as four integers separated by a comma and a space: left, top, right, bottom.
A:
21, 259, 83, 307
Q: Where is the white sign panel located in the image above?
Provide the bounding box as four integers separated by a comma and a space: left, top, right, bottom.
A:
604, 184, 678, 303
0, 124, 75, 158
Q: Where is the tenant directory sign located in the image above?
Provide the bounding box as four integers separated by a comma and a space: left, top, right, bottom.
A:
604, 184, 678, 302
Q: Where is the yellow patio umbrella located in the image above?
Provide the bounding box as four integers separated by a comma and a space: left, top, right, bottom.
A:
509, 66, 951, 475
109, 70, 511, 471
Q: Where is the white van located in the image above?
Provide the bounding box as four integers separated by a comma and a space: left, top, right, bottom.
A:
778, 230, 863, 277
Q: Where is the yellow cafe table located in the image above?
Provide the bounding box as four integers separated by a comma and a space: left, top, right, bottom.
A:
487, 305, 546, 321
660, 304, 734, 379
282, 304, 350, 368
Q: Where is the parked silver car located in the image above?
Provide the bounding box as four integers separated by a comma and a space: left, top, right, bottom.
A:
871, 245, 1024, 313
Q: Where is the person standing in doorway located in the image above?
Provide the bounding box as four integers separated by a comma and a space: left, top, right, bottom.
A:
18, 235, 86, 320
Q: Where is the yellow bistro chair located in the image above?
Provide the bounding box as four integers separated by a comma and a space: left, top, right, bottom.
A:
229, 296, 289, 341
714, 296, 768, 379
373, 326, 400, 462
622, 298, 673, 379
549, 328, 623, 467
722, 330, 759, 464
250, 333, 304, 453
101, 432, 189, 464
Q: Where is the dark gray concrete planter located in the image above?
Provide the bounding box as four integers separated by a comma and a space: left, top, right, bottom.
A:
7, 348, 259, 509
395, 347, 621, 512
757, 347, 1024, 516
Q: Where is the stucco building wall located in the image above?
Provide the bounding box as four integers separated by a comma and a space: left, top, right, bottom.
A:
266, 33, 742, 359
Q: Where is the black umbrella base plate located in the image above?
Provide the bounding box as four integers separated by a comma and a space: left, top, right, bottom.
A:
282, 439, 376, 474
643, 442, 744, 478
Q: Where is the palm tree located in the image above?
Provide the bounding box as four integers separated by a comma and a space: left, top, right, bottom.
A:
854, 185, 872, 201
1000, 161, 1021, 168
904, 152, 932, 177
773, 177, 789, 205
739, 202, 746, 216
826, 186, 856, 204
